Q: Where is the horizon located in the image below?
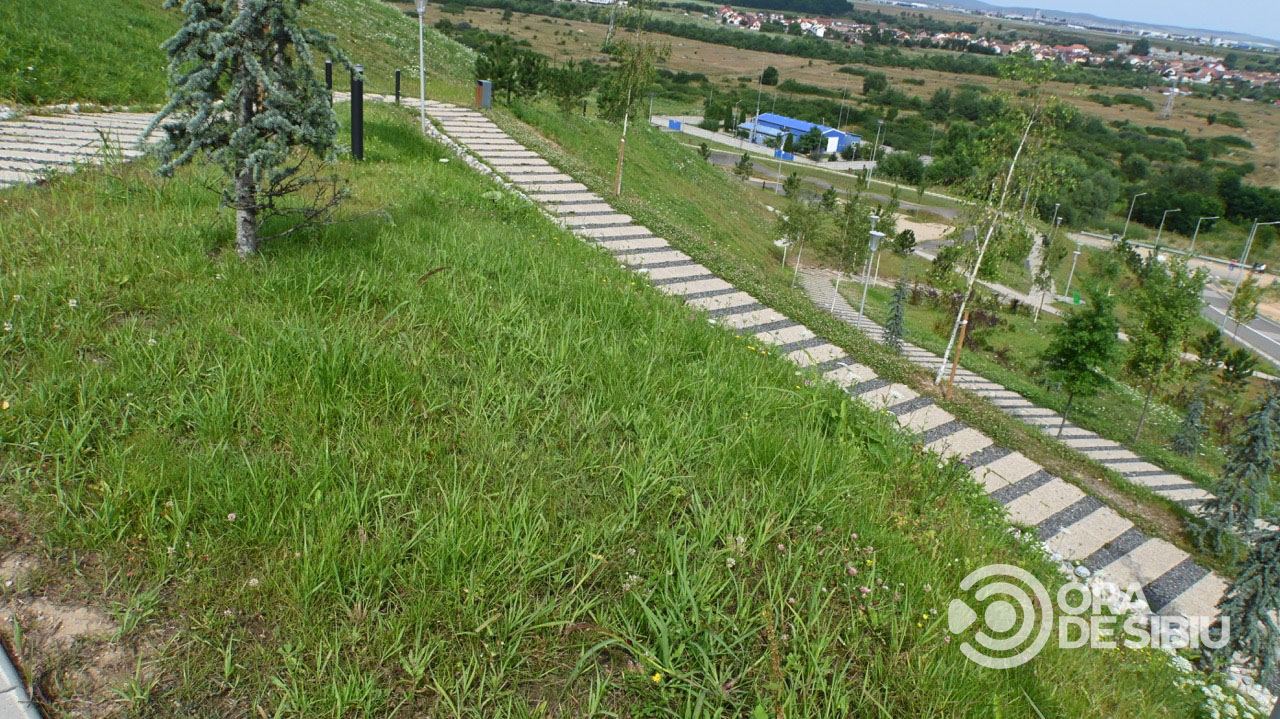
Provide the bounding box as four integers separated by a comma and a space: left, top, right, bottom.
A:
957, 0, 1280, 45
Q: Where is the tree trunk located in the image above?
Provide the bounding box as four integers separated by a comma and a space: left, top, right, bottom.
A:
1134, 383, 1155, 444
235, 167, 258, 258
1057, 392, 1074, 438
234, 0, 258, 258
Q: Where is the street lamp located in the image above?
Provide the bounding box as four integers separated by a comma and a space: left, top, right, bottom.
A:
1221, 219, 1280, 330
1049, 202, 1060, 236
865, 120, 885, 186
1064, 247, 1082, 299
750, 66, 764, 144
1188, 215, 1218, 258
416, 0, 427, 133
1122, 192, 1147, 240
1155, 208, 1180, 245
856, 216, 883, 330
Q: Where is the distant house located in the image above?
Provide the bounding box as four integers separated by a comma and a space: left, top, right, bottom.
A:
737, 113, 861, 154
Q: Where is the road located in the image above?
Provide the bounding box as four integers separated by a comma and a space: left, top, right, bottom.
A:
1066, 231, 1280, 370
705, 149, 961, 220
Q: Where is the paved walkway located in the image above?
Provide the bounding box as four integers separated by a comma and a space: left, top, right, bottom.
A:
799, 269, 1221, 507
421, 100, 1226, 629
0, 112, 152, 188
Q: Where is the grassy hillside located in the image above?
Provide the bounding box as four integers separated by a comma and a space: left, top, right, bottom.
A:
0, 99, 1207, 716
0, 0, 475, 106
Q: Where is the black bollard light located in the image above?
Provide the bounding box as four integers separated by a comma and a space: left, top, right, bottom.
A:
325, 60, 333, 98
395, 70, 401, 105
351, 65, 364, 161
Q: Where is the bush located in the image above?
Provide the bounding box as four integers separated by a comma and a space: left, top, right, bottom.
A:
877, 151, 925, 185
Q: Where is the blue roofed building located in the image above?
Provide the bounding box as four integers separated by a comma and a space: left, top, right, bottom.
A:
737, 113, 861, 154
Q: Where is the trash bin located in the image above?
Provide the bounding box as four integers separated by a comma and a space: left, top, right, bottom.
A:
476, 80, 492, 110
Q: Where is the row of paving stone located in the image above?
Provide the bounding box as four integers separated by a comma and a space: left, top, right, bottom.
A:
0, 112, 153, 188
798, 268, 1220, 511
422, 99, 1226, 624
804, 269, 1280, 536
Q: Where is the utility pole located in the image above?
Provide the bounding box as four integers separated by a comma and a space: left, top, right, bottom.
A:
865, 119, 885, 187
604, 0, 619, 48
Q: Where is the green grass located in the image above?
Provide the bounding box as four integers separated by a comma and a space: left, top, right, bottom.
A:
0, 100, 1208, 717
0, 0, 172, 105
0, 0, 475, 107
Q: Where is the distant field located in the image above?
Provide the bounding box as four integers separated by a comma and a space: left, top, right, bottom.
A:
430, 4, 1280, 188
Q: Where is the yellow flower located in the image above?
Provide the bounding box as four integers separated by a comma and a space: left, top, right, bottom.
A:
651, 672, 663, 684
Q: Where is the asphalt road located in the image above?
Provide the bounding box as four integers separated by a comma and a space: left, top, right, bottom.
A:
705, 150, 961, 220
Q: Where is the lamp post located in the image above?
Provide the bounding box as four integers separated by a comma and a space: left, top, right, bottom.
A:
1048, 202, 1060, 240
856, 216, 883, 329
1155, 208, 1180, 245
865, 119, 885, 187
1122, 191, 1146, 240
1188, 215, 1218, 258
750, 66, 764, 144
1064, 247, 1082, 299
1221, 219, 1280, 330
416, 0, 427, 133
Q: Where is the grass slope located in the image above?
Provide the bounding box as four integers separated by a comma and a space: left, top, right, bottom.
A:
494, 100, 1218, 562
0, 103, 1202, 716
0, 0, 475, 107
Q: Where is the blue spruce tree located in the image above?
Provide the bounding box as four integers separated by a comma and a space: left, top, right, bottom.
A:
1212, 522, 1280, 683
1195, 392, 1280, 556
146, 0, 350, 257
883, 277, 908, 355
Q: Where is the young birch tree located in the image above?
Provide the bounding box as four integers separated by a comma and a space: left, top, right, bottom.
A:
932, 55, 1073, 384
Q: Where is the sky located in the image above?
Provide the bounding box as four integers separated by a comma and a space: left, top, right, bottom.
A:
977, 1, 1280, 44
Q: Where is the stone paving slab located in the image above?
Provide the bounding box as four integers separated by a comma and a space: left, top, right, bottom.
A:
549, 202, 616, 215
755, 324, 814, 347
600, 237, 670, 253
1005, 480, 1086, 526
640, 263, 710, 282
657, 277, 734, 297
1044, 507, 1134, 560
685, 291, 756, 313
531, 192, 599, 203
618, 250, 693, 268
927, 427, 993, 459
788, 343, 846, 368
898, 403, 957, 434
520, 181, 590, 193
561, 213, 633, 227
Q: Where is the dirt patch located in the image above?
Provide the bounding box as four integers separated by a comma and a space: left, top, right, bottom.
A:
1257, 300, 1280, 324
897, 218, 952, 245
0, 533, 160, 718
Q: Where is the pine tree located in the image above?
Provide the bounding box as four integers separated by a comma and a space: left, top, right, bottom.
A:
1171, 388, 1206, 457
1212, 522, 1280, 683
1195, 392, 1280, 556
733, 152, 753, 181
884, 278, 909, 355
148, 0, 350, 257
